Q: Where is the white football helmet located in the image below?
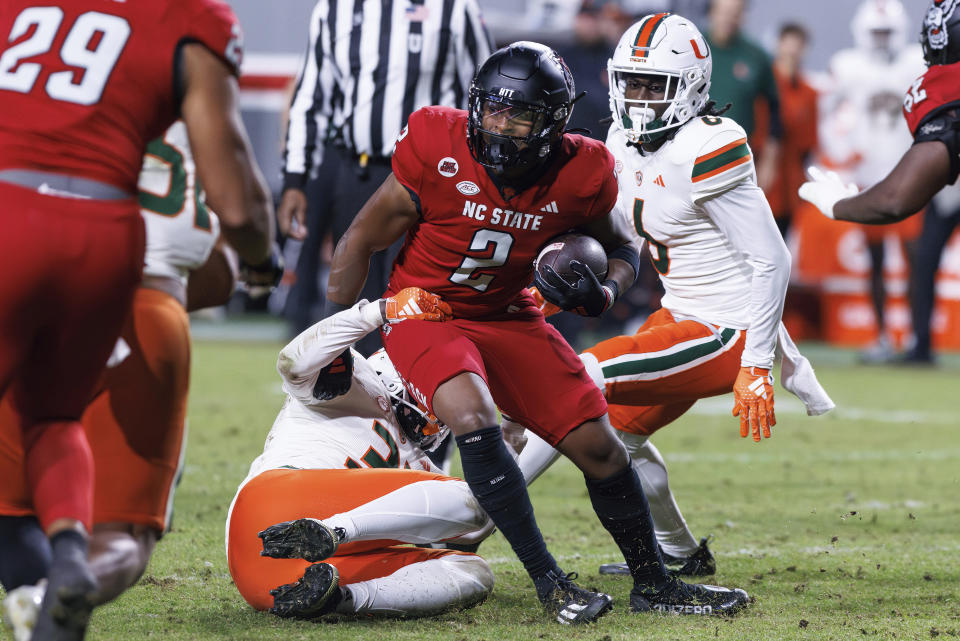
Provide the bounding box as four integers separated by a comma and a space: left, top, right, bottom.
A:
851, 0, 908, 55
608, 13, 712, 143
368, 349, 448, 452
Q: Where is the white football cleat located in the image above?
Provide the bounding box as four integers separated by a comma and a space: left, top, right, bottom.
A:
2, 580, 46, 641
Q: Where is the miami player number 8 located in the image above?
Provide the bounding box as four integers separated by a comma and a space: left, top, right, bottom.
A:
0, 7, 130, 106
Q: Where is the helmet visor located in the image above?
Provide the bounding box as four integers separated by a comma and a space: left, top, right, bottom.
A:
477, 98, 547, 145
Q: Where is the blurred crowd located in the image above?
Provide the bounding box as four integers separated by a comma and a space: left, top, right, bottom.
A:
245, 0, 957, 364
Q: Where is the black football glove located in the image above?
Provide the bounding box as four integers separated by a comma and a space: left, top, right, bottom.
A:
311, 348, 353, 400
533, 260, 616, 317
240, 244, 284, 301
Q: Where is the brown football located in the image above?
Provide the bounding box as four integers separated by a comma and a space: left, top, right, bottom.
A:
534, 232, 608, 284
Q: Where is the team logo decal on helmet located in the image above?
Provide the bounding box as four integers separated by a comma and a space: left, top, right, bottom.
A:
922, 0, 960, 65
368, 349, 449, 452
608, 13, 712, 144
467, 41, 576, 174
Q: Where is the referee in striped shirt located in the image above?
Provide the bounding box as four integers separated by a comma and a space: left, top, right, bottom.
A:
280, 0, 493, 352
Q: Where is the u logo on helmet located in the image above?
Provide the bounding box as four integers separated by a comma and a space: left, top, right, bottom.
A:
690, 38, 708, 59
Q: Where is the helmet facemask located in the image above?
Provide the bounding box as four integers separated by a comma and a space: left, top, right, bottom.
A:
369, 349, 449, 453
608, 67, 705, 144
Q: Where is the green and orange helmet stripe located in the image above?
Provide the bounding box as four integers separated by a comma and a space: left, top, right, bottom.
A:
631, 12, 671, 54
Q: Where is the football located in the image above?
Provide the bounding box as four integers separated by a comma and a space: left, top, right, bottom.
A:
534, 232, 608, 284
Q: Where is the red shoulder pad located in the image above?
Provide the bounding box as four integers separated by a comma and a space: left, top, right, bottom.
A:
902, 61, 960, 136
181, 0, 244, 75
564, 135, 619, 219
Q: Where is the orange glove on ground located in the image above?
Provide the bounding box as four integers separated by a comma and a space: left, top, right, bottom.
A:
383, 287, 453, 322
732, 366, 776, 442
528, 286, 562, 318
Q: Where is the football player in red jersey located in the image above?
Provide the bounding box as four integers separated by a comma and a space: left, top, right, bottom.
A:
0, 1, 276, 638
800, 0, 960, 224
323, 41, 750, 623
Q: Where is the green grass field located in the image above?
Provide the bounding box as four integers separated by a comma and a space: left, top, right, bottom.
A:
16, 339, 960, 640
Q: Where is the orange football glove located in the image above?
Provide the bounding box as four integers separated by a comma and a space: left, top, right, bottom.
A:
732, 366, 776, 442
383, 287, 453, 322
528, 286, 562, 318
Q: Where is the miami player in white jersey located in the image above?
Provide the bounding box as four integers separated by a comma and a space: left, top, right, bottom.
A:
226, 290, 497, 621
821, 0, 926, 362
0, 121, 238, 640
528, 12, 833, 579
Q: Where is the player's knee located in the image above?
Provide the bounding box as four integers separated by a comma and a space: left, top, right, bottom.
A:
559, 418, 630, 478
440, 555, 495, 609
432, 373, 499, 432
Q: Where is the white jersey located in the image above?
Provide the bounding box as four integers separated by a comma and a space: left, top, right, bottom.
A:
137, 121, 220, 284
826, 45, 925, 186
237, 301, 438, 492
607, 116, 790, 368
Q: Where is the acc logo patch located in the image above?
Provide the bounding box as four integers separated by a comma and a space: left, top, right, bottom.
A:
614, 159, 623, 175
438, 157, 459, 177
456, 180, 480, 195
635, 170, 643, 186
376, 395, 390, 413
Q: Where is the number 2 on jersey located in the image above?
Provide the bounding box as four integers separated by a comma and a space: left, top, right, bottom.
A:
0, 8, 130, 105
450, 229, 515, 292
633, 199, 670, 274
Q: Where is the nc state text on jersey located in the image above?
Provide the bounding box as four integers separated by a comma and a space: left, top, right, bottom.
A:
461, 200, 544, 231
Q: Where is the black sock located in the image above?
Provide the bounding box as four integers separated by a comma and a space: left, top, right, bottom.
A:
456, 426, 559, 588
50, 528, 88, 561
584, 464, 669, 591
0, 516, 52, 590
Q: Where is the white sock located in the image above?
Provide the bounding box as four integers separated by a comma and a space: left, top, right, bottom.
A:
618, 432, 698, 558
324, 480, 490, 544
516, 430, 561, 485
340, 555, 494, 617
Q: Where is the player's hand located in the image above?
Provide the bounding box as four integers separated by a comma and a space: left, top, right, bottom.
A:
240, 244, 284, 301
732, 366, 776, 442
278, 188, 308, 240
527, 286, 561, 317
381, 287, 453, 322
312, 349, 353, 401
798, 166, 858, 220
534, 261, 615, 317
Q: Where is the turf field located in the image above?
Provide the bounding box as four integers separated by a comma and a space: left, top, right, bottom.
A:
18, 338, 960, 640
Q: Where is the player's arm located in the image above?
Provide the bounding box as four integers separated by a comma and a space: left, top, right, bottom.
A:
578, 204, 642, 298
186, 238, 239, 312
326, 174, 421, 308
699, 180, 789, 442
277, 289, 449, 401
832, 142, 951, 223
279, 2, 335, 239
179, 43, 274, 265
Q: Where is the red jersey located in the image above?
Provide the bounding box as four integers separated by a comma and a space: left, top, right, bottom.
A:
0, 0, 242, 192
389, 106, 619, 319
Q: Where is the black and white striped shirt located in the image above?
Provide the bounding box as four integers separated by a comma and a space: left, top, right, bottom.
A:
282, 0, 493, 191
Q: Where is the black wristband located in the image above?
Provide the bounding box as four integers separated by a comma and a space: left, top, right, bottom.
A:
601, 279, 619, 303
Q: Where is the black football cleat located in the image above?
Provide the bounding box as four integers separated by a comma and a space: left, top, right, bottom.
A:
259, 518, 343, 562
32, 554, 97, 641
599, 537, 716, 577
270, 563, 343, 619
537, 570, 613, 625
630, 576, 749, 616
